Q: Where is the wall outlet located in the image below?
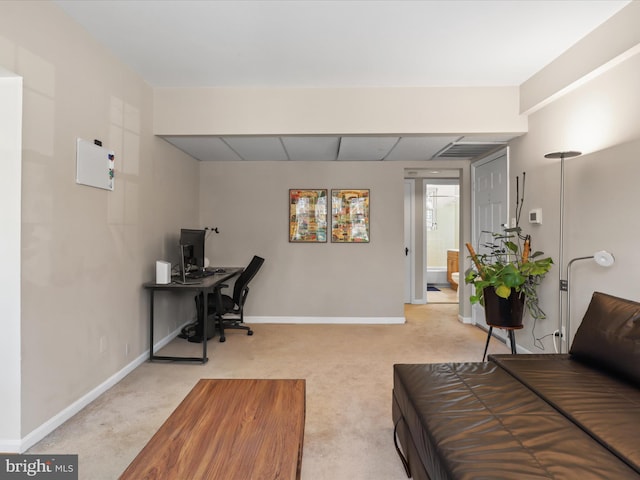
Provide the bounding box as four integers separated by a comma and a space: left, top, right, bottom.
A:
554, 328, 566, 338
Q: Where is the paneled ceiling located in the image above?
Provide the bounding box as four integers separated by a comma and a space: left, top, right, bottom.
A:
54, 0, 630, 162
162, 134, 516, 162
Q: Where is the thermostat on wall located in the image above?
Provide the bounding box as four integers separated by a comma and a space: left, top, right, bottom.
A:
529, 208, 542, 224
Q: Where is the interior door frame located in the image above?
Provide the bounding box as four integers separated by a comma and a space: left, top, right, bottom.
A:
471, 147, 510, 329
404, 179, 416, 303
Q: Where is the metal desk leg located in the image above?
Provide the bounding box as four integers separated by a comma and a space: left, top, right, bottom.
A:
215, 287, 226, 342
149, 288, 208, 364
202, 289, 208, 363
149, 289, 155, 361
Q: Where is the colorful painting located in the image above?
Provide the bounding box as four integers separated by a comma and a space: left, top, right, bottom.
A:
289, 189, 328, 242
331, 189, 370, 243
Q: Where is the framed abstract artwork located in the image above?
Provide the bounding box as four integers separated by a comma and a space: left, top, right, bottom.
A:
331, 189, 370, 243
289, 189, 328, 242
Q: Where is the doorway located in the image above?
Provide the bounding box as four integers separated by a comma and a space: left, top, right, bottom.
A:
404, 169, 461, 305
425, 179, 460, 304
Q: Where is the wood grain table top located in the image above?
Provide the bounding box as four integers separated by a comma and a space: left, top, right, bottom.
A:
119, 379, 306, 480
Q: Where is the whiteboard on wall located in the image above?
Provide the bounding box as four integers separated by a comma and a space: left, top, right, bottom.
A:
76, 138, 115, 191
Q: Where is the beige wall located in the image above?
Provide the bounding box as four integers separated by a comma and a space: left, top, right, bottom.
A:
509, 51, 640, 353
0, 1, 199, 442
200, 161, 407, 319
521, 1, 640, 114
198, 160, 471, 318
155, 86, 527, 136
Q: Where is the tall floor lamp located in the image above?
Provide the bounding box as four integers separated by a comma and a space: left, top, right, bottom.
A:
544, 150, 582, 353
564, 251, 615, 350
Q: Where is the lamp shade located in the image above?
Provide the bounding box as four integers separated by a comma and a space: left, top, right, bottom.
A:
593, 250, 615, 267
544, 151, 582, 159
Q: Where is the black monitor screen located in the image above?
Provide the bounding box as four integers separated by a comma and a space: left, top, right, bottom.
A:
180, 228, 206, 270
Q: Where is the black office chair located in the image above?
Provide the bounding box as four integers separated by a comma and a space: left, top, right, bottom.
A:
207, 255, 265, 342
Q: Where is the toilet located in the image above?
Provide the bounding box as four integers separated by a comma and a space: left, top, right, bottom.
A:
451, 272, 460, 299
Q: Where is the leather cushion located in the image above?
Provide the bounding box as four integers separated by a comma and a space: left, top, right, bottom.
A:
393, 362, 640, 479
570, 291, 640, 385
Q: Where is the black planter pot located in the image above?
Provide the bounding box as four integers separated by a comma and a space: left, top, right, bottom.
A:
483, 287, 525, 328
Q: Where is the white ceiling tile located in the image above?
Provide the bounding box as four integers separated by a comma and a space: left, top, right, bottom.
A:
162, 136, 242, 162
281, 136, 340, 161
337, 137, 399, 161
384, 136, 461, 161
223, 136, 288, 161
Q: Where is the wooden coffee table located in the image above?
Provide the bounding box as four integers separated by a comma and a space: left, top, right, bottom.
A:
119, 379, 306, 480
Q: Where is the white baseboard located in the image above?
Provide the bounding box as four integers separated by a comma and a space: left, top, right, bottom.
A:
246, 316, 405, 324
13, 315, 406, 452
15, 326, 183, 453
0, 438, 21, 454
458, 314, 473, 324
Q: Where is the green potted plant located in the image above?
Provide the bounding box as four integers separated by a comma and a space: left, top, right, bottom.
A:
464, 173, 553, 326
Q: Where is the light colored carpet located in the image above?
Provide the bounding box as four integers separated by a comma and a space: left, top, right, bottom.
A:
28, 304, 509, 479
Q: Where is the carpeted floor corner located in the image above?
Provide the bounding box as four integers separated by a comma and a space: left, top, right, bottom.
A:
27, 304, 508, 479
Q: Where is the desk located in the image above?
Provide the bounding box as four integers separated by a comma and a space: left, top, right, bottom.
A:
143, 268, 242, 363
119, 379, 306, 480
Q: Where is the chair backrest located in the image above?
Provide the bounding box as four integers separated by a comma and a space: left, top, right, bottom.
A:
232, 255, 265, 305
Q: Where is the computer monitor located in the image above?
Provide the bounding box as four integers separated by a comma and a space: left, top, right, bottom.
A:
179, 228, 206, 271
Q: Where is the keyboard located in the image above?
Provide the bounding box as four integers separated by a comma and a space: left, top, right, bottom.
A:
186, 270, 215, 279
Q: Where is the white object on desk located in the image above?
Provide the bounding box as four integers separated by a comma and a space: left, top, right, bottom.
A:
156, 261, 171, 284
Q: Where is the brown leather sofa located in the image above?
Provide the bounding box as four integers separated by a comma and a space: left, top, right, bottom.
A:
392, 292, 640, 479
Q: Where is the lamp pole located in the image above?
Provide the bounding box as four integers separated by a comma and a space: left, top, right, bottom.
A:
544, 150, 581, 353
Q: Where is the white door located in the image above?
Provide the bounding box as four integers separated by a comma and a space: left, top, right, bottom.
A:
471, 149, 509, 330
404, 180, 414, 303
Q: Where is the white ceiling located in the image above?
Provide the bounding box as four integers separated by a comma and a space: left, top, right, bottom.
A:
53, 0, 630, 161
162, 134, 515, 161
